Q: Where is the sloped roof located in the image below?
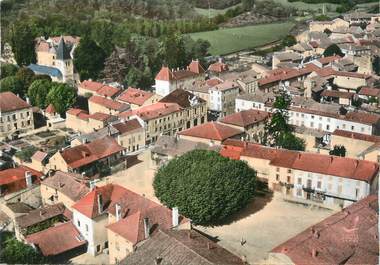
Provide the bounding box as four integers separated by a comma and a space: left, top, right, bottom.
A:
117, 87, 154, 106
60, 136, 124, 169
26, 222, 86, 256
89, 95, 129, 111
271, 195, 378, 265
179, 122, 243, 141
220, 109, 269, 127
0, 92, 31, 112
16, 203, 66, 228
119, 102, 182, 121
28, 64, 62, 78
41, 171, 90, 202
31, 151, 48, 162
112, 119, 142, 134
332, 129, 380, 143
159, 89, 205, 108
45, 104, 56, 114
188, 60, 205, 74
0, 166, 42, 186
155, 67, 175, 81
123, 229, 245, 265
56, 37, 71, 60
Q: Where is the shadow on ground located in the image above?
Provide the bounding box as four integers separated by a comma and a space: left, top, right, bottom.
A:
126, 154, 143, 168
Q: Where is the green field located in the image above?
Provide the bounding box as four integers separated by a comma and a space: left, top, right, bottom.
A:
188, 22, 294, 55
195, 3, 242, 18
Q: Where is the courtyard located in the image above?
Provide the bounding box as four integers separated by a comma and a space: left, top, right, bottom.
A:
99, 149, 335, 264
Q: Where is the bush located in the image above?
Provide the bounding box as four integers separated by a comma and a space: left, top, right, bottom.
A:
153, 150, 256, 225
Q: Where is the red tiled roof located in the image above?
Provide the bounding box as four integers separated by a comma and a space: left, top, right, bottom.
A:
155, 67, 175, 81
26, 222, 86, 256
321, 89, 355, 99
271, 195, 378, 265
220, 109, 269, 127
335, 71, 370, 79
206, 78, 223, 87
117, 87, 154, 106
112, 119, 142, 134
45, 104, 56, 114
345, 112, 380, 125
89, 95, 129, 111
67, 108, 113, 122
80, 80, 103, 92
314, 67, 337, 77
221, 140, 379, 182
119, 102, 182, 121
317, 55, 341, 65
208, 62, 229, 73
179, 122, 243, 141
80, 80, 121, 98
0, 166, 42, 187
359, 87, 380, 97
333, 129, 380, 143
88, 112, 112, 121
60, 136, 124, 169
188, 60, 205, 74
66, 108, 87, 116
0, 92, 31, 112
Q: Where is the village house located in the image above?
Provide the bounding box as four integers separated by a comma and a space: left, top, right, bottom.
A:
309, 18, 349, 32
221, 69, 260, 94
333, 71, 371, 92
66, 108, 117, 133
70, 183, 190, 260
123, 229, 246, 265
0, 166, 42, 196
208, 59, 229, 76
178, 121, 244, 146
358, 86, 380, 105
40, 171, 90, 210
185, 77, 223, 108
116, 87, 161, 109
111, 118, 145, 152
70, 126, 119, 147
269, 195, 378, 265
209, 80, 240, 117
221, 139, 379, 208
28, 150, 49, 173
119, 89, 207, 144
0, 92, 34, 139
44, 104, 65, 129
33, 36, 79, 83
272, 52, 303, 69
331, 129, 380, 161
154, 60, 206, 97
78, 80, 121, 99
48, 136, 125, 175
219, 109, 270, 142
151, 135, 220, 168
320, 89, 355, 106
88, 95, 130, 115
26, 221, 87, 261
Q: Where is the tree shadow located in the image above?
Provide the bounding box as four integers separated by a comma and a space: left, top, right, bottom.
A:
212, 191, 274, 227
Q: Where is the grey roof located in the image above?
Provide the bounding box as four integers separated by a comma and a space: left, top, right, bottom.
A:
56, 37, 71, 60
6, 202, 34, 214
237, 91, 275, 103
123, 229, 245, 265
15, 203, 66, 228
72, 126, 119, 144
151, 135, 219, 157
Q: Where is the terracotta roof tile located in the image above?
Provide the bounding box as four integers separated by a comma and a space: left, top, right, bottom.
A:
0, 166, 42, 194
188, 60, 205, 74
271, 195, 378, 265
155, 67, 174, 81
60, 136, 124, 169
0, 92, 31, 112
332, 129, 380, 143
159, 89, 205, 108
117, 87, 154, 106
359, 87, 380, 97
112, 119, 142, 134
16, 203, 66, 228
119, 102, 182, 121
208, 62, 229, 73
80, 80, 121, 98
31, 151, 48, 162
220, 109, 269, 127
321, 90, 355, 99
26, 222, 86, 256
89, 95, 129, 111
45, 104, 56, 114
179, 122, 243, 141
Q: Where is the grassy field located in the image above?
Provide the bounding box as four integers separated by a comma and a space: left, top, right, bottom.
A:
188, 22, 294, 55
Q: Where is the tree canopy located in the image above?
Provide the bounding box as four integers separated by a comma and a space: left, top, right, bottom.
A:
323, 44, 344, 57
10, 22, 36, 66
329, 145, 346, 157
0, 63, 18, 79
73, 36, 107, 81
46, 83, 77, 115
0, 76, 24, 96
28, 79, 53, 108
153, 150, 256, 225
263, 91, 305, 151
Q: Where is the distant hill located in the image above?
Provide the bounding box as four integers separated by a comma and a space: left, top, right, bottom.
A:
192, 0, 242, 9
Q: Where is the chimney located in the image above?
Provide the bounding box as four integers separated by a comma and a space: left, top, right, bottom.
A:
172, 207, 179, 227
25, 171, 33, 187
115, 203, 121, 221
311, 248, 318, 258
155, 257, 162, 265
97, 193, 103, 214
143, 217, 150, 239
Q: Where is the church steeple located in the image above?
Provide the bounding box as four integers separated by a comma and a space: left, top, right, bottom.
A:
56, 36, 71, 60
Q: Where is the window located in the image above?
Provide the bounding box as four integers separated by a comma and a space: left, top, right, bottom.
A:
276, 174, 280, 181
287, 176, 291, 183
317, 181, 321, 189
351, 125, 354, 130
297, 178, 302, 185
326, 124, 330, 130
355, 188, 359, 198
77, 220, 80, 227
343, 124, 346, 129
296, 189, 302, 196
287, 169, 291, 173
96, 245, 101, 253
276, 167, 280, 172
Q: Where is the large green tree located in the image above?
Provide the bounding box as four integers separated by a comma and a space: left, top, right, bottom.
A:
0, 233, 46, 264
46, 83, 77, 115
153, 150, 256, 225
0, 63, 18, 79
28, 79, 53, 108
158, 31, 187, 68
0, 76, 24, 96
15, 67, 35, 91
323, 44, 344, 57
329, 145, 346, 157
73, 36, 106, 81
10, 22, 37, 66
